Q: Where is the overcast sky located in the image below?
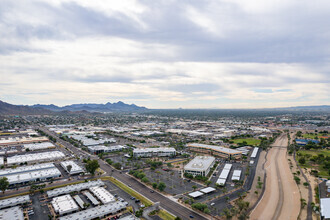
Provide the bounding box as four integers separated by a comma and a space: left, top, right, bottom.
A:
0, 0, 329, 109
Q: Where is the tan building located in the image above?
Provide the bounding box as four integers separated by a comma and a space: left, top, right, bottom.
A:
187, 143, 242, 159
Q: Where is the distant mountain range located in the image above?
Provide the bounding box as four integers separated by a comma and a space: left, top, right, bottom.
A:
0, 100, 147, 115
31, 101, 148, 112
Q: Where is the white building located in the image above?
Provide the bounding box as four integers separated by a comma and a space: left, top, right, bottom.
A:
88, 145, 125, 154
7, 151, 65, 165
0, 195, 30, 209
216, 163, 232, 186
60, 161, 84, 175
0, 157, 3, 166
90, 186, 115, 204
52, 195, 79, 216
6, 167, 61, 185
231, 170, 242, 181
0, 206, 24, 220
184, 156, 215, 177
23, 142, 55, 151
133, 147, 176, 158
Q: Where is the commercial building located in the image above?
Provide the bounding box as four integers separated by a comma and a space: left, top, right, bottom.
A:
83, 191, 100, 206
320, 198, 330, 219
7, 151, 65, 165
184, 156, 215, 177
0, 136, 49, 146
23, 142, 55, 151
69, 135, 116, 146
60, 161, 84, 175
0, 206, 24, 220
133, 147, 176, 158
73, 195, 84, 209
0, 163, 55, 177
47, 180, 105, 198
6, 167, 61, 185
90, 186, 115, 204
0, 195, 30, 209
52, 195, 79, 216
187, 143, 242, 159
88, 145, 125, 154
59, 201, 128, 220
0, 157, 3, 166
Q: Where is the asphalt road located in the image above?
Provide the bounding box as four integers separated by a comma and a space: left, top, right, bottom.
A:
39, 127, 208, 220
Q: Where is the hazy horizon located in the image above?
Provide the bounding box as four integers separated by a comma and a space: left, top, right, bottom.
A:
1, 0, 330, 109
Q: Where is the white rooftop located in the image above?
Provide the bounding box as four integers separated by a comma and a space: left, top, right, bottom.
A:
200, 187, 216, 194
6, 167, 61, 185
52, 195, 79, 215
320, 198, 330, 219
188, 143, 242, 154
47, 180, 104, 198
60, 161, 84, 175
184, 156, 215, 172
0, 195, 30, 209
90, 186, 115, 204
23, 142, 55, 151
7, 151, 65, 165
59, 201, 128, 220
0, 206, 24, 220
0, 163, 55, 177
133, 147, 176, 153
188, 191, 204, 198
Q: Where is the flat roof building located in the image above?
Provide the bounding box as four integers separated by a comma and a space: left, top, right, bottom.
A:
0, 195, 30, 209
184, 156, 215, 177
60, 161, 84, 175
52, 195, 79, 216
23, 142, 55, 151
83, 191, 100, 206
47, 180, 105, 198
0, 136, 49, 146
232, 170, 242, 181
0, 206, 24, 220
59, 201, 128, 220
0, 157, 3, 166
88, 145, 125, 154
187, 143, 242, 159
216, 163, 232, 186
6, 167, 61, 185
0, 163, 54, 177
90, 186, 115, 204
7, 151, 65, 165
133, 147, 176, 158
250, 147, 259, 158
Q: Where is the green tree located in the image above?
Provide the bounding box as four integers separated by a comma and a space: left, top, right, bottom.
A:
158, 182, 166, 191
152, 182, 158, 189
141, 177, 149, 183
0, 177, 9, 193
113, 162, 122, 170
299, 158, 306, 165
85, 160, 100, 175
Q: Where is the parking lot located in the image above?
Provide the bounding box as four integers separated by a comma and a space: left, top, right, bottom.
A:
143, 168, 204, 195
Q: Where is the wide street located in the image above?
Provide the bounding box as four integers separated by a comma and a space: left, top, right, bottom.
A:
38, 127, 208, 220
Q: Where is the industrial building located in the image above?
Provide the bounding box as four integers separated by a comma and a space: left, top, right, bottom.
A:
90, 186, 115, 204
0, 136, 49, 146
0, 195, 30, 209
84, 191, 100, 206
6, 167, 61, 185
59, 201, 128, 220
187, 143, 242, 159
23, 142, 55, 151
216, 163, 232, 186
69, 135, 116, 146
0, 206, 24, 220
47, 180, 105, 198
7, 151, 65, 165
60, 161, 84, 175
0, 163, 55, 177
88, 145, 125, 154
133, 147, 176, 158
184, 156, 215, 177
52, 195, 79, 216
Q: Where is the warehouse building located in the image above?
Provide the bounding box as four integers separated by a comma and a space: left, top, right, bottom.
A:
88, 145, 125, 154
0, 163, 55, 177
0, 206, 24, 220
6, 167, 61, 185
184, 156, 215, 177
52, 195, 79, 216
7, 151, 65, 165
83, 191, 100, 206
187, 143, 242, 159
59, 201, 128, 220
47, 180, 104, 198
60, 161, 84, 175
133, 147, 176, 158
90, 186, 115, 204
23, 142, 55, 151
0, 195, 30, 209
0, 136, 49, 146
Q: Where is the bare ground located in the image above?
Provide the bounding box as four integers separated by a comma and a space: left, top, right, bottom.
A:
250, 134, 300, 220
